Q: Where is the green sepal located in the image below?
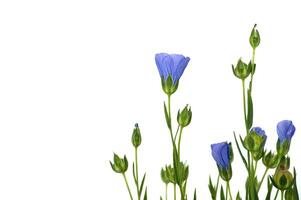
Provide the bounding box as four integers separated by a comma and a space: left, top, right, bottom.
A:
218, 165, 232, 182
277, 139, 291, 156
161, 76, 178, 95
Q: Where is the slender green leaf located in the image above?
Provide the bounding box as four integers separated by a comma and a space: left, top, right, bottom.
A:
246, 89, 253, 130
233, 132, 248, 170
139, 173, 146, 195
220, 185, 225, 200
164, 102, 171, 129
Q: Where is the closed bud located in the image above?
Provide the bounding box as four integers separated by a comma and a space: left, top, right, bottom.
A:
161, 167, 169, 184
175, 162, 189, 185
232, 58, 251, 80
263, 151, 279, 169
218, 165, 232, 182
110, 153, 128, 173
165, 165, 176, 184
132, 123, 142, 148
177, 105, 192, 127
244, 127, 266, 154
249, 24, 261, 49
272, 169, 294, 191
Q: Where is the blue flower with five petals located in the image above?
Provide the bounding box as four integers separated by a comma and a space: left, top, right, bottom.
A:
155, 53, 190, 85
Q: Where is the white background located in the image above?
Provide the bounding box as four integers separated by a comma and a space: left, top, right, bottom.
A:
0, 0, 300, 199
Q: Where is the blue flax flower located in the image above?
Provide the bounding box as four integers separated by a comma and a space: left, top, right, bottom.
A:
155, 53, 190, 85
277, 120, 295, 143
211, 142, 231, 170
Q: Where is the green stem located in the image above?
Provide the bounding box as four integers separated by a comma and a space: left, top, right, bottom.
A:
249, 48, 256, 93
135, 147, 140, 200
242, 80, 248, 134
177, 126, 184, 160
257, 167, 269, 192
281, 190, 284, 200
174, 183, 177, 200
254, 160, 258, 173
174, 125, 180, 141
123, 173, 134, 200
165, 183, 168, 200
167, 94, 175, 144
226, 181, 233, 200
274, 190, 279, 200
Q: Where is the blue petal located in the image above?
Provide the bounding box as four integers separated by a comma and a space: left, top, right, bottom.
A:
161, 55, 174, 79
220, 143, 230, 169
155, 53, 169, 79
211, 142, 229, 169
251, 127, 266, 137
174, 56, 190, 83
277, 120, 296, 143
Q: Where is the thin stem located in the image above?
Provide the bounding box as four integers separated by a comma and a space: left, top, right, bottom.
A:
135, 147, 140, 200
254, 160, 258, 173
177, 126, 184, 160
174, 183, 176, 200
167, 94, 175, 144
226, 181, 233, 200
274, 189, 279, 200
165, 183, 168, 200
122, 173, 134, 200
174, 125, 180, 141
257, 167, 269, 192
249, 48, 256, 93
281, 190, 284, 200
242, 80, 248, 134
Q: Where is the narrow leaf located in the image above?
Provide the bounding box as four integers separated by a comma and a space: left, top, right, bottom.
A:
164, 102, 171, 129
233, 132, 248, 170
246, 89, 253, 130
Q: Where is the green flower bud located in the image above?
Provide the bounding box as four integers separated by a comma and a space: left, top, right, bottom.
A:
277, 139, 291, 156
110, 153, 128, 173
177, 105, 192, 127
165, 165, 176, 184
249, 24, 261, 49
271, 169, 294, 191
161, 167, 169, 184
161, 75, 179, 95
175, 162, 189, 185
131, 123, 142, 148
243, 128, 266, 153
263, 151, 279, 169
232, 58, 251, 80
